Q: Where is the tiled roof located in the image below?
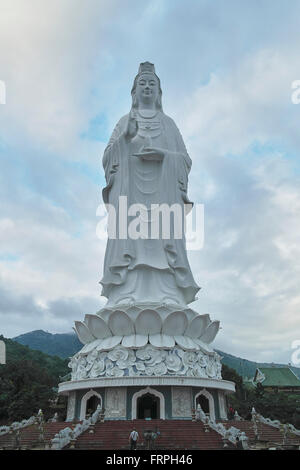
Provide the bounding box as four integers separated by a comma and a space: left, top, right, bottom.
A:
255, 367, 300, 387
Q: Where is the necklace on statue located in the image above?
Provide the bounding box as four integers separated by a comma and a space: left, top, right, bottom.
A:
137, 109, 158, 119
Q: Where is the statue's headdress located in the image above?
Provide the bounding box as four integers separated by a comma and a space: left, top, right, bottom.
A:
131, 61, 163, 111
138, 61, 156, 75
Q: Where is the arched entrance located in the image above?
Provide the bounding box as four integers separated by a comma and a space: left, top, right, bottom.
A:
132, 387, 165, 420
137, 393, 160, 419
196, 394, 209, 414
86, 395, 101, 417
80, 389, 102, 420
195, 389, 215, 421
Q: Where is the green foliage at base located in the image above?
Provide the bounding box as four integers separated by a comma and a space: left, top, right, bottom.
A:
0, 335, 69, 423
222, 364, 300, 427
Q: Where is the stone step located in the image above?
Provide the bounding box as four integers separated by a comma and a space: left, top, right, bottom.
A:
74, 419, 226, 450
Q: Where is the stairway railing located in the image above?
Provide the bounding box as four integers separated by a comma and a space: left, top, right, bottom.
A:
50, 405, 103, 450
0, 415, 36, 437
195, 405, 248, 448
251, 407, 300, 437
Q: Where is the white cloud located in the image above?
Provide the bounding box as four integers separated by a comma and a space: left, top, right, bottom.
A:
176, 48, 300, 362
0, 0, 117, 153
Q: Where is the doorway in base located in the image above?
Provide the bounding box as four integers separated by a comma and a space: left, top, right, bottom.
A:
137, 393, 160, 419
86, 395, 101, 417
196, 394, 210, 414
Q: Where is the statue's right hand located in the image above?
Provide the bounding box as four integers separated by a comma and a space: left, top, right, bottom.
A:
124, 111, 138, 140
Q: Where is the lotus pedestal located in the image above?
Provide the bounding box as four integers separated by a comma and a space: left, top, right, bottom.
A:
58, 304, 235, 421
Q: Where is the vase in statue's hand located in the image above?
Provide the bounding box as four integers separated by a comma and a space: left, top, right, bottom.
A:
132, 146, 164, 162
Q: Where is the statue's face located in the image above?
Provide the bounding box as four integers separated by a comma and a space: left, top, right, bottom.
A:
135, 73, 159, 106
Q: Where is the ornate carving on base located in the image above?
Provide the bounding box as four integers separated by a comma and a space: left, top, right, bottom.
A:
68, 344, 222, 381
105, 388, 126, 418
172, 387, 192, 417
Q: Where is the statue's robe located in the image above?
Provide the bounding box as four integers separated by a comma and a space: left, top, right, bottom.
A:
101, 111, 200, 306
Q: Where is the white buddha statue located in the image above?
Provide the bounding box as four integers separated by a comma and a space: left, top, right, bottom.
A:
100, 62, 200, 307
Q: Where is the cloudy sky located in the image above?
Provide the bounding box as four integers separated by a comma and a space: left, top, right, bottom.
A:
0, 0, 300, 364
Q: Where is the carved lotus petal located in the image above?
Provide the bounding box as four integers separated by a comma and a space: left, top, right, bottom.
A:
74, 322, 95, 345
156, 306, 173, 320
97, 336, 122, 351
85, 314, 112, 339
78, 343, 93, 355
174, 335, 198, 351
199, 320, 220, 344
192, 338, 214, 354
162, 311, 188, 336
124, 305, 142, 319
149, 334, 175, 349
135, 309, 162, 335
96, 308, 112, 322
79, 339, 103, 355
108, 311, 134, 336
121, 334, 148, 348
184, 308, 198, 319
185, 314, 210, 339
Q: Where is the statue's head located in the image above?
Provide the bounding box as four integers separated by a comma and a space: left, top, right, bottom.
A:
131, 62, 163, 110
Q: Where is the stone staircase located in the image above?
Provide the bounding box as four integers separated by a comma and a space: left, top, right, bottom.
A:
221, 420, 300, 447
0, 422, 73, 450
74, 419, 228, 450
2, 418, 298, 450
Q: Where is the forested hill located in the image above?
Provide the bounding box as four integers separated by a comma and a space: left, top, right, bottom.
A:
12, 329, 300, 380
1, 334, 69, 378
0, 335, 69, 422
13, 330, 82, 359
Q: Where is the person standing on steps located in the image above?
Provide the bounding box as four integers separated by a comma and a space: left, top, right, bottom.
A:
129, 428, 139, 450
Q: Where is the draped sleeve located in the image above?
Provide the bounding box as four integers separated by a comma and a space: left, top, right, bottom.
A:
163, 115, 193, 210
102, 114, 128, 204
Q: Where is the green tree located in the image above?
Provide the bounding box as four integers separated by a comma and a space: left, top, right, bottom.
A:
0, 336, 69, 423
221, 365, 300, 427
